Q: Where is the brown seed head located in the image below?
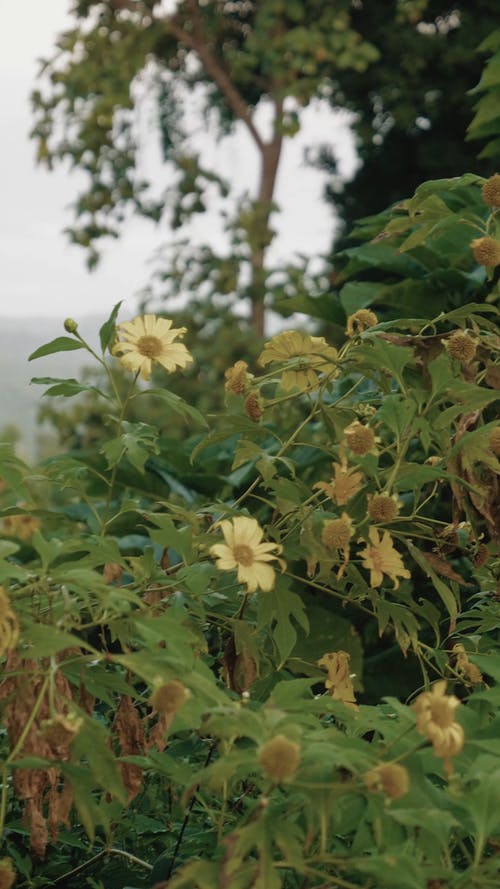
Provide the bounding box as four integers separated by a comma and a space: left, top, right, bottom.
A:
482, 174, 500, 208
368, 493, 400, 523
364, 762, 410, 800
150, 680, 188, 715
321, 516, 352, 550
445, 331, 477, 364
471, 237, 500, 267
258, 734, 301, 783
244, 392, 263, 422
346, 309, 378, 337
488, 427, 500, 456
344, 421, 376, 456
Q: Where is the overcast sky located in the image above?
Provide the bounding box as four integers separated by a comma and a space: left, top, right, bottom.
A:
1, 0, 357, 322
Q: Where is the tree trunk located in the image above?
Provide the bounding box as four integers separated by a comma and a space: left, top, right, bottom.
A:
250, 132, 283, 338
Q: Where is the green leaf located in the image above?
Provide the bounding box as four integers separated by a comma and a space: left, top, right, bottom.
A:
99, 300, 122, 352
28, 336, 85, 360
257, 581, 309, 667
30, 377, 108, 399
140, 388, 208, 428
22, 623, 84, 657
71, 716, 127, 803
405, 540, 458, 620
377, 394, 416, 441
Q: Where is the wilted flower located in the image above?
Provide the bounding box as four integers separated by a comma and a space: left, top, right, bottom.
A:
488, 427, 500, 456
41, 713, 83, 750
150, 680, 189, 715
318, 650, 357, 709
314, 460, 364, 506
367, 493, 400, 523
258, 330, 338, 391
471, 237, 500, 268
210, 516, 285, 593
444, 331, 477, 364
225, 360, 250, 394
244, 392, 263, 421
346, 309, 378, 337
413, 680, 464, 772
321, 513, 353, 577
344, 421, 377, 456
358, 528, 410, 589
321, 514, 353, 551
0, 587, 19, 657
452, 644, 483, 686
112, 314, 193, 380
258, 735, 301, 783
482, 174, 500, 208
3, 513, 40, 541
364, 763, 410, 800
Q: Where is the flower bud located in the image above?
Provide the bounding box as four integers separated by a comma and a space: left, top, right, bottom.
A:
150, 680, 189, 715
64, 318, 79, 334
258, 735, 301, 783
0, 858, 16, 889
364, 763, 410, 800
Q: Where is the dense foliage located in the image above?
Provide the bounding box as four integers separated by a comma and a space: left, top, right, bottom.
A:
0, 172, 499, 888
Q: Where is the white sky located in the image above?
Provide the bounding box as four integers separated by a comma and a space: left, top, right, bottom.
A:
0, 0, 357, 321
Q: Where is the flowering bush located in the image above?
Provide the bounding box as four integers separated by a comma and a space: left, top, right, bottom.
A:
0, 180, 500, 888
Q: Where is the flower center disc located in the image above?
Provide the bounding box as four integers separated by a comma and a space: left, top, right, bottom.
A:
137, 335, 163, 358
233, 544, 254, 567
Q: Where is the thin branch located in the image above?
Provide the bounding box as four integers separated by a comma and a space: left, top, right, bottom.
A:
166, 5, 265, 152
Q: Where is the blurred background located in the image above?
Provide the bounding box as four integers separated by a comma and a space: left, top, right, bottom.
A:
1, 0, 496, 457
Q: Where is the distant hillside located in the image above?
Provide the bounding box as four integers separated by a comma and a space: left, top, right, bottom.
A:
0, 316, 105, 460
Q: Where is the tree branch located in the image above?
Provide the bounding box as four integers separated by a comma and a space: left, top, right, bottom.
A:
165, 4, 265, 152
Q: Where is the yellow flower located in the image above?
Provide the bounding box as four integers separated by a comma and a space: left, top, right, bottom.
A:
482, 174, 500, 208
258, 735, 301, 783
367, 493, 400, 523
3, 513, 40, 541
471, 237, 500, 268
0, 588, 19, 657
224, 360, 250, 394
210, 516, 285, 593
258, 330, 338, 391
150, 680, 189, 715
112, 314, 193, 381
346, 308, 378, 337
358, 528, 410, 589
364, 763, 410, 800
318, 650, 357, 709
413, 680, 464, 771
444, 331, 477, 364
344, 421, 377, 456
314, 461, 364, 506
